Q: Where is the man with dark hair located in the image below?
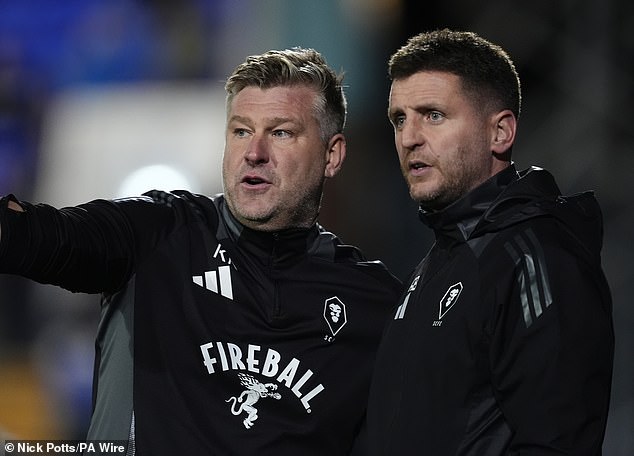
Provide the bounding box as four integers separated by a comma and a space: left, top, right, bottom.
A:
364, 29, 614, 455
0, 48, 401, 455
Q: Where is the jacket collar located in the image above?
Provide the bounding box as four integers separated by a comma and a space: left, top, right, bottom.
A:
217, 195, 319, 268
418, 164, 519, 242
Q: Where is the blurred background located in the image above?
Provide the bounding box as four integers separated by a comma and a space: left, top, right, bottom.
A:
0, 0, 631, 451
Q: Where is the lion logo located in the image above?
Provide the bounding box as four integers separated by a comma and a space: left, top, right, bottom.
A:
226, 373, 282, 429
324, 296, 347, 336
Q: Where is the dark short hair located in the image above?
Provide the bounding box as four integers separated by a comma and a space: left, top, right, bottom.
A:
389, 29, 521, 118
225, 47, 347, 143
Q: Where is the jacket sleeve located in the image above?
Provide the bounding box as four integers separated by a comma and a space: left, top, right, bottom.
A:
489, 226, 614, 455
0, 194, 176, 294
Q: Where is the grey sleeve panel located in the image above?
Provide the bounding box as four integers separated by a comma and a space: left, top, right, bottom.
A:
86, 276, 135, 445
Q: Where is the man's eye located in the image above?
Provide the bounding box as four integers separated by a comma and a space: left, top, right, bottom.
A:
428, 111, 444, 122
272, 130, 291, 138
233, 128, 248, 137
393, 116, 405, 129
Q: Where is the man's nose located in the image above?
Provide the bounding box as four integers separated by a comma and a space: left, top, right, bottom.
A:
400, 117, 425, 150
244, 134, 270, 164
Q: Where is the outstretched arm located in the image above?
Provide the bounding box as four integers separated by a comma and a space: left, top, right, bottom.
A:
0, 194, 174, 294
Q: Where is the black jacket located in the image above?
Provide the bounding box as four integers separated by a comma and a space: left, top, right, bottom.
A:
365, 165, 614, 455
0, 191, 402, 455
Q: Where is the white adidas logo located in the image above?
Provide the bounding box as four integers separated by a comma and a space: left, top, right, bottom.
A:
193, 266, 234, 300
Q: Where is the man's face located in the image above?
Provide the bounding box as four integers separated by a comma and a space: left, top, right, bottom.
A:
223, 85, 331, 231
388, 71, 498, 210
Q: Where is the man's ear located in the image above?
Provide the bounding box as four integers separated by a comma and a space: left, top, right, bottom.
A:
490, 110, 517, 156
324, 133, 346, 178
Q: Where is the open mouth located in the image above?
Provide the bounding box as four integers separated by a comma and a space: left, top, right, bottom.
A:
241, 175, 270, 186
409, 160, 430, 171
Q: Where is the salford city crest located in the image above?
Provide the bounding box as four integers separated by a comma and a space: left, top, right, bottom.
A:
439, 282, 463, 319
323, 296, 347, 336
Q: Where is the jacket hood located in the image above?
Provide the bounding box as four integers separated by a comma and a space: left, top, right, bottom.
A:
420, 165, 605, 256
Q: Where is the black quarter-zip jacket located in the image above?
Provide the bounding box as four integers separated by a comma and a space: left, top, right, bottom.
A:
0, 191, 402, 455
365, 165, 614, 455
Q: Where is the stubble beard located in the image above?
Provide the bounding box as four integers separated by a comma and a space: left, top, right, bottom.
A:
224, 180, 324, 231
411, 146, 490, 212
